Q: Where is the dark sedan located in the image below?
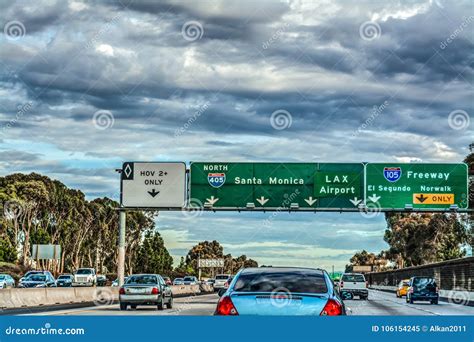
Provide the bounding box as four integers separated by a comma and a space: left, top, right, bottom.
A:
406, 276, 439, 304
18, 274, 56, 288
56, 274, 74, 287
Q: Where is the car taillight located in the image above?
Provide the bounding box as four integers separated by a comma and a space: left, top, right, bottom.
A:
151, 287, 159, 295
340, 281, 344, 288
320, 299, 342, 316
215, 296, 238, 316
409, 287, 413, 293
119, 287, 125, 295
435, 287, 438, 293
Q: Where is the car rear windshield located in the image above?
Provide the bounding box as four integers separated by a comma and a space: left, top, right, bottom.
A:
183, 277, 194, 281
413, 278, 436, 288
342, 274, 365, 282
58, 275, 71, 279
126, 275, 157, 285
29, 275, 46, 281
233, 271, 328, 293
76, 269, 93, 274
216, 275, 229, 280
0, 276, 5, 280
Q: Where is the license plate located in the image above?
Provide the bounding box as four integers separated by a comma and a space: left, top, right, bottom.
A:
129, 288, 147, 294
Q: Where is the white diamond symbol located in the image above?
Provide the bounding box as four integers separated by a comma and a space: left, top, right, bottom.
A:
124, 164, 132, 178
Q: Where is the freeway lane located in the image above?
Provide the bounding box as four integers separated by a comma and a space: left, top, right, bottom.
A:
22, 293, 219, 316
18, 290, 473, 316
346, 289, 474, 316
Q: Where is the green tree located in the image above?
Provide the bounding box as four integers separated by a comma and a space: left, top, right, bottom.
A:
134, 231, 173, 275
384, 212, 469, 267
0, 237, 17, 262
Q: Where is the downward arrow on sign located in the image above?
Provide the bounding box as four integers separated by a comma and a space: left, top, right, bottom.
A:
147, 189, 160, 197
416, 194, 428, 203
205, 196, 219, 205
256, 196, 269, 206
368, 194, 381, 203
304, 197, 317, 206
349, 197, 362, 206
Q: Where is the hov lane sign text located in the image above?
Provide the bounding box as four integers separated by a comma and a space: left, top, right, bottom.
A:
121, 162, 186, 208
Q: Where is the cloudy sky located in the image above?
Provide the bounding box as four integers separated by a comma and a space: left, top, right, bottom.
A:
0, 0, 472, 270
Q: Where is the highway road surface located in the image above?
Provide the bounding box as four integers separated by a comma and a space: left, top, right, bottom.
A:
17, 290, 474, 316
346, 289, 474, 316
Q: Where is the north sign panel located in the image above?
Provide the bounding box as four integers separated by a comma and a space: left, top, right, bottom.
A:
365, 163, 468, 209
190, 163, 364, 209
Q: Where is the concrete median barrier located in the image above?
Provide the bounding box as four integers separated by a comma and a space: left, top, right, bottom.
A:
0, 284, 213, 309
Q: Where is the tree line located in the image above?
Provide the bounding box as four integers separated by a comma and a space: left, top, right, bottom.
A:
0, 173, 257, 278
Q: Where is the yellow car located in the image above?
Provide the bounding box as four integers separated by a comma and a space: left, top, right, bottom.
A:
396, 279, 410, 297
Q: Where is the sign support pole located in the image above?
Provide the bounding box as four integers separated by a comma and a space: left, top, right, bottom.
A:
118, 209, 126, 286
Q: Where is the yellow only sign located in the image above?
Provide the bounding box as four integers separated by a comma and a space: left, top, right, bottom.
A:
412, 193, 454, 205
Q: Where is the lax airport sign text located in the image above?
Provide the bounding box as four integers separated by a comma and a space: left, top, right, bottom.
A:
120, 162, 469, 211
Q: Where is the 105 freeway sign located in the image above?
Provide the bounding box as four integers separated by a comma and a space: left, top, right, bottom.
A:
365, 163, 468, 209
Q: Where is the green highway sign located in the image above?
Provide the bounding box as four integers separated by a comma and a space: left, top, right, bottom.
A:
190, 163, 364, 209
365, 163, 468, 209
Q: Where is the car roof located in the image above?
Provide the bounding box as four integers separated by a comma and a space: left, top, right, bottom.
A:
240, 267, 325, 275
342, 272, 364, 275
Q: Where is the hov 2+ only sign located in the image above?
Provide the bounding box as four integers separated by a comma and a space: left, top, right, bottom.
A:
365, 163, 468, 209
190, 162, 364, 209
121, 162, 186, 208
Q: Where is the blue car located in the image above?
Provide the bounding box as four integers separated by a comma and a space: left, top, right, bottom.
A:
215, 267, 345, 316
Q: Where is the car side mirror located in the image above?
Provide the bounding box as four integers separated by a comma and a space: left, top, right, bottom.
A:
218, 288, 226, 297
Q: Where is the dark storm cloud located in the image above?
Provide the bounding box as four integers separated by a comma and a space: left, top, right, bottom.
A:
0, 1, 472, 267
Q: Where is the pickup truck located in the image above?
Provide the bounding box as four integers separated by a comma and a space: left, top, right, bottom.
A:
338, 273, 368, 299
72, 268, 97, 287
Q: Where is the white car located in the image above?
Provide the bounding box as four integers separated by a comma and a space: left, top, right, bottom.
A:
338, 273, 368, 299
213, 274, 231, 290
0, 274, 15, 288
183, 276, 198, 285
72, 268, 97, 287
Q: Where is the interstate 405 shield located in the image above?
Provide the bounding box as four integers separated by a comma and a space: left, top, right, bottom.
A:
365, 163, 468, 209
190, 163, 364, 209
